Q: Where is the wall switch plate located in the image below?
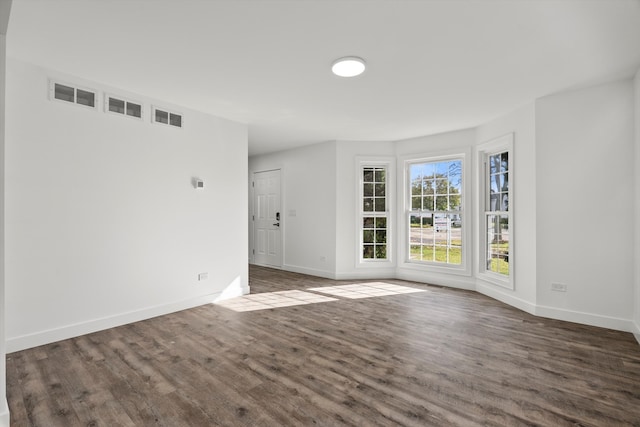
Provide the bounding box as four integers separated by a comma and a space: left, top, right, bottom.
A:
551, 282, 567, 292
198, 272, 209, 281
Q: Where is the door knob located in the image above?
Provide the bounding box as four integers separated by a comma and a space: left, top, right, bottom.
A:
273, 222, 280, 227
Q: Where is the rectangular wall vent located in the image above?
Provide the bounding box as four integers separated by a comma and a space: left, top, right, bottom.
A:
106, 95, 142, 119
152, 106, 183, 128
49, 80, 97, 109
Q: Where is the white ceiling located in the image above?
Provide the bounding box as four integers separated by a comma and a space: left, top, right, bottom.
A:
7, 0, 640, 156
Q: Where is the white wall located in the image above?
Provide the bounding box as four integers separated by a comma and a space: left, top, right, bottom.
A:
0, 1, 10, 423
535, 79, 635, 330
335, 140, 395, 279
635, 69, 640, 338
5, 59, 248, 351
249, 141, 337, 278
475, 103, 537, 313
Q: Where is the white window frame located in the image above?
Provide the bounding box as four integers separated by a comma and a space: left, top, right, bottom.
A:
48, 79, 98, 110
104, 94, 144, 120
151, 106, 183, 128
398, 149, 471, 276
477, 133, 514, 289
355, 157, 395, 268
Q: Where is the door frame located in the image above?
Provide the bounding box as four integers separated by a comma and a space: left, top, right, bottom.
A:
250, 168, 283, 268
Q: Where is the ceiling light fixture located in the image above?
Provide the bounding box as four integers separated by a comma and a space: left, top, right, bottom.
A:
331, 56, 366, 77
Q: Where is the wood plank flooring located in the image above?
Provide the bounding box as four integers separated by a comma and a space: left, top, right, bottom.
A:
7, 265, 640, 426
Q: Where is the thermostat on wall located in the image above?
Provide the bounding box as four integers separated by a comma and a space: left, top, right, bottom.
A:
194, 178, 204, 189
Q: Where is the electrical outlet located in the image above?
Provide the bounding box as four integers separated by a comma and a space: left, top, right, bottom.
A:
551, 282, 567, 292
198, 272, 209, 281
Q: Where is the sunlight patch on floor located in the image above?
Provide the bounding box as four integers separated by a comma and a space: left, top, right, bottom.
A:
216, 282, 427, 312
308, 282, 427, 299
215, 290, 338, 312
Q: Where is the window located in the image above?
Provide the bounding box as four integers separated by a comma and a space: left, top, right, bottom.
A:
152, 106, 183, 128
50, 80, 97, 109
360, 165, 388, 261
407, 158, 463, 266
106, 95, 143, 119
478, 133, 513, 288
485, 151, 510, 275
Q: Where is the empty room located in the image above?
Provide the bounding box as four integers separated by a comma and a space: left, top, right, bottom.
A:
1, 0, 640, 425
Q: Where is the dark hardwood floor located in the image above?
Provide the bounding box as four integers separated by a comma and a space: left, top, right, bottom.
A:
7, 265, 640, 426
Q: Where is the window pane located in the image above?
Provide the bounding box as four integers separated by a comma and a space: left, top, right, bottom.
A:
363, 217, 374, 228
170, 113, 182, 127
375, 217, 387, 228
375, 183, 385, 197
490, 174, 502, 193
363, 245, 374, 259
54, 83, 75, 102
490, 192, 501, 212
375, 230, 386, 244
363, 169, 374, 182
423, 195, 433, 211
411, 179, 422, 196
374, 197, 386, 212
363, 183, 374, 197
490, 154, 500, 174
422, 163, 435, 178
409, 244, 421, 261
434, 195, 448, 211
155, 109, 169, 124
450, 194, 461, 210
127, 102, 142, 118
411, 196, 421, 210
363, 230, 374, 243
109, 97, 125, 114
375, 245, 387, 259
501, 152, 509, 172
374, 169, 385, 183
487, 214, 509, 275
76, 89, 95, 107
363, 198, 373, 212
423, 179, 434, 195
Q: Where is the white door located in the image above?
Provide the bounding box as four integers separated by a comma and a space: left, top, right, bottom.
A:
253, 169, 282, 268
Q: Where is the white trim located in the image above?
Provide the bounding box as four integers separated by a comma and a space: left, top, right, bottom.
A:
476, 133, 514, 290
48, 78, 98, 110
5, 288, 248, 353
334, 268, 397, 281
151, 105, 183, 128
282, 263, 336, 280
104, 93, 144, 120
535, 304, 635, 333
0, 400, 8, 427
395, 268, 475, 290
397, 147, 472, 277
476, 281, 536, 315
355, 156, 395, 268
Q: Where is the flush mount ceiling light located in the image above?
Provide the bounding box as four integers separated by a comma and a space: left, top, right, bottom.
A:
331, 56, 366, 77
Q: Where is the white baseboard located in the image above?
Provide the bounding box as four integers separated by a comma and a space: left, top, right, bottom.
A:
476, 282, 537, 315
535, 304, 635, 333
395, 269, 475, 290
0, 398, 9, 427
6, 292, 224, 353
282, 264, 336, 280
334, 269, 397, 281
